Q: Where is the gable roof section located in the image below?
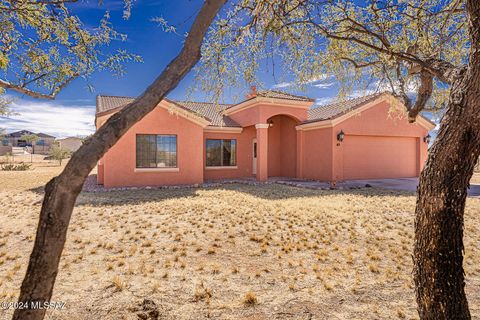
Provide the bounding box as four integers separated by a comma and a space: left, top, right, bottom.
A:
255, 90, 314, 102
37, 133, 55, 138
222, 90, 314, 116
6, 130, 36, 138
307, 93, 384, 122
172, 101, 239, 127
96, 95, 135, 114
5, 130, 55, 138
96, 95, 239, 127
301, 92, 436, 130
96, 96, 211, 127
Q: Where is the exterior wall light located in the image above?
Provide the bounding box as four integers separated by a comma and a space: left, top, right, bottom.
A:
424, 134, 431, 144
268, 119, 274, 128
337, 130, 345, 142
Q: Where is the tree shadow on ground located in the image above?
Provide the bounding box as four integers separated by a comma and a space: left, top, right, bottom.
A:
28, 185, 46, 194
69, 179, 416, 208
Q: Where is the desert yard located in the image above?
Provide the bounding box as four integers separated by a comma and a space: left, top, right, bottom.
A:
1, 161, 480, 319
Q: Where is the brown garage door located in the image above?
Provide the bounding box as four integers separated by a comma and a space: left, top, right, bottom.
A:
343, 135, 418, 180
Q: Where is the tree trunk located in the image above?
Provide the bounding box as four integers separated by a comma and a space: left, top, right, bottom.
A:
12, 1, 226, 319
414, 2, 480, 318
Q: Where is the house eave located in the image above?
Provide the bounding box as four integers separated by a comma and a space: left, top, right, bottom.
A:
161, 100, 210, 127
223, 97, 314, 116
203, 126, 243, 133
95, 99, 211, 128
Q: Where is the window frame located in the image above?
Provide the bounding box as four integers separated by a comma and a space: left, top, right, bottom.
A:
135, 134, 178, 169
205, 139, 237, 167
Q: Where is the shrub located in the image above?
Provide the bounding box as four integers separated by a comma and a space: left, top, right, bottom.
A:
49, 144, 71, 165
2, 152, 14, 164
243, 291, 258, 306
1, 162, 31, 171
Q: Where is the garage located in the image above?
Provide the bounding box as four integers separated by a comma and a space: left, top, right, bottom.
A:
342, 135, 419, 180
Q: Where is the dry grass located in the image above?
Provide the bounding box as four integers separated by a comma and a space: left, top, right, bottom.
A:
0, 154, 66, 192
1, 162, 480, 319
472, 172, 480, 184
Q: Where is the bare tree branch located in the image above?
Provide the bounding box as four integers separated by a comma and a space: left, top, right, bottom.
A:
0, 73, 80, 100
340, 57, 380, 69
408, 70, 434, 122
0, 79, 56, 100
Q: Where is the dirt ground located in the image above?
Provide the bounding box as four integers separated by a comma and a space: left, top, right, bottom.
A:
1, 162, 480, 319
472, 172, 480, 184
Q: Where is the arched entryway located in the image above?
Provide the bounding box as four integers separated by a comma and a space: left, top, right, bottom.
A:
266, 114, 299, 178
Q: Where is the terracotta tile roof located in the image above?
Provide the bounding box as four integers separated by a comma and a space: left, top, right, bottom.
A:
96, 95, 134, 114
96, 90, 313, 122
255, 90, 314, 102
97, 91, 416, 128
173, 101, 239, 127
96, 95, 239, 127
307, 92, 384, 123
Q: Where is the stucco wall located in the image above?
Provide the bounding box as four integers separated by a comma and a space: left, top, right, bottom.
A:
332, 100, 429, 180
228, 103, 308, 127
334, 101, 429, 137
299, 100, 429, 181
97, 158, 105, 185
300, 127, 334, 181
203, 126, 256, 180
102, 106, 204, 188
267, 115, 297, 177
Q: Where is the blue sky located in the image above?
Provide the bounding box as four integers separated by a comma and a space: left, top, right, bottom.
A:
0, 0, 423, 138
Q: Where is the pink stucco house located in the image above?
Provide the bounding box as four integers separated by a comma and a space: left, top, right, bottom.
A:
95, 90, 435, 188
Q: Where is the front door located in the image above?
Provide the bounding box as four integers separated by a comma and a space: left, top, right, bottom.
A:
252, 138, 257, 175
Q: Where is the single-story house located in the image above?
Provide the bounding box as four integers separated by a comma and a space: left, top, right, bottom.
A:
95, 90, 435, 188
56, 137, 83, 153
3, 130, 55, 154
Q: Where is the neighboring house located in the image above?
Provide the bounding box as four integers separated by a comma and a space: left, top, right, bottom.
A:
57, 137, 83, 153
95, 90, 435, 188
3, 130, 56, 154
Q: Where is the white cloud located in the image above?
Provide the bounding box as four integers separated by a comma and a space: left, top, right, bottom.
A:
0, 98, 95, 138
313, 82, 334, 89
347, 88, 377, 98
271, 74, 331, 89
305, 74, 329, 84
373, 78, 419, 95
272, 82, 294, 89
314, 97, 336, 106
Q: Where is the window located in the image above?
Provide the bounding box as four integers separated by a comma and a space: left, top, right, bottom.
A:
36, 139, 45, 146
206, 139, 236, 167
136, 134, 177, 168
